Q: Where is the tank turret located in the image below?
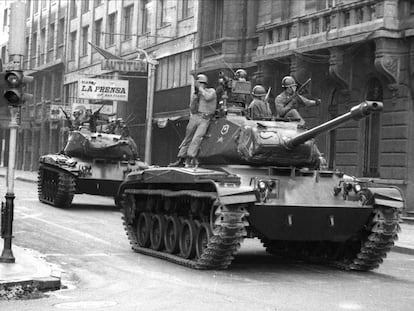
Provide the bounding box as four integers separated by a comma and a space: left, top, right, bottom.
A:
197, 101, 383, 168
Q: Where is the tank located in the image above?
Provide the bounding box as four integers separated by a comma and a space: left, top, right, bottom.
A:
38, 125, 147, 208
118, 100, 404, 271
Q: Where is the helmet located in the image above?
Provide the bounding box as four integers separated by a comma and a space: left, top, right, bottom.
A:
235, 69, 247, 79
196, 74, 208, 84
281, 76, 297, 88
251, 85, 266, 97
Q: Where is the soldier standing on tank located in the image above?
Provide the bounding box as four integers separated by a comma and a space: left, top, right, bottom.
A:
169, 74, 217, 168
247, 85, 272, 120
275, 76, 321, 126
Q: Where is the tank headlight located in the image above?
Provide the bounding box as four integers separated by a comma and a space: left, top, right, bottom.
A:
258, 180, 267, 191
354, 183, 362, 193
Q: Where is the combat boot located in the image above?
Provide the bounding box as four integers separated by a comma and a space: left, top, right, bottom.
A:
191, 157, 199, 168
168, 157, 185, 167
184, 157, 193, 168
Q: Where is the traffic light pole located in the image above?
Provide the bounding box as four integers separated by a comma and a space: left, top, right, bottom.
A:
0, 1, 27, 263
0, 108, 18, 263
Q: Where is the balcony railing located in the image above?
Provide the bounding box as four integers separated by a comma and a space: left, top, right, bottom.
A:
255, 0, 387, 59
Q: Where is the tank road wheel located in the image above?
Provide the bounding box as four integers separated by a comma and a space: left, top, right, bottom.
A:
150, 214, 166, 250
38, 166, 75, 208
196, 222, 212, 259
136, 212, 151, 248
164, 216, 181, 254
179, 219, 197, 259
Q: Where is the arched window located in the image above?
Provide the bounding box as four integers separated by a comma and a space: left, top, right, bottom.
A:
363, 78, 382, 177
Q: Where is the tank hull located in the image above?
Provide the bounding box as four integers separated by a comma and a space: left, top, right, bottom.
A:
118, 165, 404, 271
38, 153, 146, 208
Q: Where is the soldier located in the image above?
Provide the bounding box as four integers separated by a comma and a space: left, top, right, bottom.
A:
275, 76, 321, 126
247, 85, 272, 120
169, 73, 217, 168
216, 68, 249, 110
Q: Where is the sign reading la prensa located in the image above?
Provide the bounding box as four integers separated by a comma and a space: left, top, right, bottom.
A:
78, 78, 129, 101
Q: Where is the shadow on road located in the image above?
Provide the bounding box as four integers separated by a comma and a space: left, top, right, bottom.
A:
229, 249, 414, 284
68, 203, 120, 212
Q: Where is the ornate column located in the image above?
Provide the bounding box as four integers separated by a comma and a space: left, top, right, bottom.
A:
374, 38, 403, 102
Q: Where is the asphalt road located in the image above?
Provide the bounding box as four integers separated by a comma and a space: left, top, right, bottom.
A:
1, 178, 414, 311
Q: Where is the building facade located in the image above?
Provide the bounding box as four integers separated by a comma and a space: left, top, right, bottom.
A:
1, 0, 414, 212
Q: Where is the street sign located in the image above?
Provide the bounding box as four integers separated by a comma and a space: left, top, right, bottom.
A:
101, 59, 147, 73
78, 78, 129, 102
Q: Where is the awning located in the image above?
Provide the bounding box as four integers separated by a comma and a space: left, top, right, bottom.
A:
153, 109, 189, 128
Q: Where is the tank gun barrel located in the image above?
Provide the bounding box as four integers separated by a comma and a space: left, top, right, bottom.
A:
285, 101, 383, 149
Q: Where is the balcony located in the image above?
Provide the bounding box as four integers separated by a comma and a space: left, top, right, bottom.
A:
255, 0, 397, 61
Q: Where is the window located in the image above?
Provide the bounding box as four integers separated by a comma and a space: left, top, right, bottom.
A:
158, 0, 168, 27
181, 0, 194, 19
70, 1, 77, 19
322, 15, 330, 31
41, 0, 47, 10
58, 18, 65, 45
311, 19, 319, 34
326, 0, 336, 8
107, 13, 117, 46
34, 0, 39, 14
204, 0, 223, 41
123, 5, 133, 41
81, 0, 89, 14
48, 23, 55, 50
156, 52, 192, 91
142, 0, 150, 34
1, 46, 6, 63
81, 26, 89, 56
94, 19, 102, 46
40, 28, 46, 56
94, 0, 102, 7
26, 0, 31, 17
24, 37, 29, 60
3, 8, 7, 32
70, 31, 77, 60
64, 82, 79, 105
31, 32, 37, 57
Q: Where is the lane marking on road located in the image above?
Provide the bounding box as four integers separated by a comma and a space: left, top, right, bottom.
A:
16, 211, 113, 246
54, 301, 118, 309
19, 212, 44, 219
338, 302, 364, 310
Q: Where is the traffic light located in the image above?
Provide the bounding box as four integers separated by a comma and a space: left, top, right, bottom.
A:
3, 70, 33, 107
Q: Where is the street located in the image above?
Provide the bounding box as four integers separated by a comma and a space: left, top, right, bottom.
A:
1, 178, 414, 311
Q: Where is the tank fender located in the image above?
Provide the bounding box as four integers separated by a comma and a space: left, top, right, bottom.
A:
213, 183, 256, 205
366, 187, 405, 210
39, 154, 79, 174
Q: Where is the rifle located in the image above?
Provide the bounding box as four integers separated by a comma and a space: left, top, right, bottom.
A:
60, 107, 74, 130
93, 102, 106, 116
283, 78, 312, 107
264, 87, 272, 103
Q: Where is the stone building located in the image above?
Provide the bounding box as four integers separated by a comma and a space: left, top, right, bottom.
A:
1, 0, 414, 212
193, 0, 414, 212
0, 0, 199, 169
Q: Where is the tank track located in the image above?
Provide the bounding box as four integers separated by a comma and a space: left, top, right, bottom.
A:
262, 203, 400, 271
120, 188, 249, 269
38, 164, 76, 208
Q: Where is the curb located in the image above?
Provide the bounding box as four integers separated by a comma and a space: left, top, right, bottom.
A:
15, 176, 36, 183
392, 246, 414, 256
0, 276, 61, 291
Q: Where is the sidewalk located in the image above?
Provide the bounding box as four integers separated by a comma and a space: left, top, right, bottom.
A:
0, 166, 413, 293
0, 167, 61, 296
